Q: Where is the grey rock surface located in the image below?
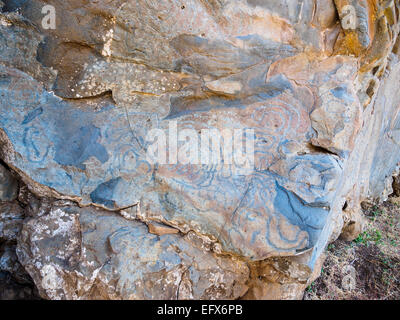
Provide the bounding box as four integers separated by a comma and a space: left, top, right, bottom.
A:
0, 0, 399, 300
0, 164, 18, 202
17, 204, 250, 300
0, 201, 24, 242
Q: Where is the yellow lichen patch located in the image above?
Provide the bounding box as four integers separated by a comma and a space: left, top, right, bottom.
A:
366, 0, 378, 43
360, 15, 392, 73
384, 6, 396, 25
334, 31, 365, 57
333, 0, 379, 58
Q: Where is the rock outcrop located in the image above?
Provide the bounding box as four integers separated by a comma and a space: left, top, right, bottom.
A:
0, 0, 400, 300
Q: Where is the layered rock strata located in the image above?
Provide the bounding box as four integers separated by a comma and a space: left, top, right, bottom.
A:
0, 0, 399, 299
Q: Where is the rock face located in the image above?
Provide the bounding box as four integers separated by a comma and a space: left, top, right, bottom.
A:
0, 0, 400, 300
17, 204, 250, 300
0, 167, 39, 299
0, 164, 18, 202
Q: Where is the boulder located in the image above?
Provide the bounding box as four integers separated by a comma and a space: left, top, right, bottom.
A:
0, 0, 400, 299
17, 204, 250, 300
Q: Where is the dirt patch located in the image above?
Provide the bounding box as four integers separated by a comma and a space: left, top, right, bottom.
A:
304, 199, 400, 300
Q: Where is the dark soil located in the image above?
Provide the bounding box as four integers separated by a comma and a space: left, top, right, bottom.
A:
304, 199, 400, 300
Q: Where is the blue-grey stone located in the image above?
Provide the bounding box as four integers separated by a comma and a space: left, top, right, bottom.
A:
0, 164, 18, 202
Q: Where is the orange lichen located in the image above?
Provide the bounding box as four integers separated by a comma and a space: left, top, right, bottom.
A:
335, 31, 364, 56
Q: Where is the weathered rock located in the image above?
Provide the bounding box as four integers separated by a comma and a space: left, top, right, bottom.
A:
0, 202, 24, 242
340, 204, 366, 241
0, 0, 400, 300
0, 29, 340, 261
243, 257, 312, 300
0, 243, 32, 285
0, 271, 40, 300
392, 174, 400, 197
0, 241, 40, 300
0, 197, 39, 299
0, 164, 18, 201
147, 221, 180, 236
17, 204, 249, 300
